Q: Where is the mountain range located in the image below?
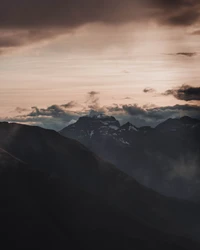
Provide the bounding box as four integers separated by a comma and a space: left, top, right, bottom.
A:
60, 115, 200, 200
0, 121, 200, 249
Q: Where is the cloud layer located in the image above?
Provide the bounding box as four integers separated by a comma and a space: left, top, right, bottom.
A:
108, 103, 200, 127
1, 0, 200, 53
2, 102, 80, 131
1, 0, 199, 28
2, 101, 200, 130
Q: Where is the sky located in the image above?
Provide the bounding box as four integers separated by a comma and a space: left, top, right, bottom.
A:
0, 0, 200, 130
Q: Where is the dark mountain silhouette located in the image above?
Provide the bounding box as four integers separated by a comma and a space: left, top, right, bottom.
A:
0, 121, 200, 247
0, 148, 199, 250
60, 115, 200, 200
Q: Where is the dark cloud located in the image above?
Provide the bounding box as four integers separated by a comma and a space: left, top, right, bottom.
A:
115, 103, 200, 127
163, 85, 200, 101
88, 91, 100, 96
29, 102, 77, 118
0, 0, 199, 53
167, 52, 197, 57
2, 97, 99, 130
176, 52, 197, 57
165, 9, 200, 26
5, 103, 80, 131
105, 102, 200, 126
0, 29, 61, 54
122, 104, 147, 116
60, 101, 77, 109
86, 91, 100, 110
1, 95, 103, 130
191, 30, 200, 35
122, 104, 179, 120
143, 88, 156, 93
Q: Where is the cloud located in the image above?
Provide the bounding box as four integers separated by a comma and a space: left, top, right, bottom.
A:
165, 9, 200, 26
176, 52, 197, 57
163, 84, 200, 101
1, 94, 104, 130
2, 103, 81, 131
122, 104, 147, 116
106, 103, 200, 127
60, 101, 77, 109
0, 29, 62, 54
191, 30, 200, 35
0, 0, 200, 53
28, 102, 78, 119
86, 91, 100, 110
1, 88, 200, 130
167, 52, 197, 57
143, 88, 156, 93
1, 95, 103, 130
1, 102, 200, 129
88, 91, 100, 97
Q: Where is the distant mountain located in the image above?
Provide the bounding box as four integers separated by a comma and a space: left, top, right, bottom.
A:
60, 115, 200, 200
63, 115, 120, 141
156, 116, 200, 132
0, 148, 199, 249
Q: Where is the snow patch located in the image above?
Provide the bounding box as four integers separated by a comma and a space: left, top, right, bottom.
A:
90, 130, 94, 138
101, 121, 109, 125
129, 125, 138, 132
109, 125, 119, 130
119, 138, 130, 145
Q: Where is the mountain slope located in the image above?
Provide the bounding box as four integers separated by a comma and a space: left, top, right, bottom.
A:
60, 116, 200, 200
0, 122, 200, 242
1, 149, 200, 249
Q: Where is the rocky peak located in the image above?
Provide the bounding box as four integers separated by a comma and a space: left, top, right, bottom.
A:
119, 122, 138, 132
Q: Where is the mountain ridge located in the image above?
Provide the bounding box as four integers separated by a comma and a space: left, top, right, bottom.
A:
60, 115, 200, 200
0, 148, 199, 249
0, 121, 200, 243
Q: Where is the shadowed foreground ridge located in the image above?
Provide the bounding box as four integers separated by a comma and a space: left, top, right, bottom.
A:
0, 122, 200, 249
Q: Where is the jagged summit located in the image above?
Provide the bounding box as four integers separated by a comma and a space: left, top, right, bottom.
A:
73, 114, 120, 129
120, 122, 138, 132
60, 115, 200, 146
180, 116, 200, 124
60, 114, 121, 140
156, 116, 200, 132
